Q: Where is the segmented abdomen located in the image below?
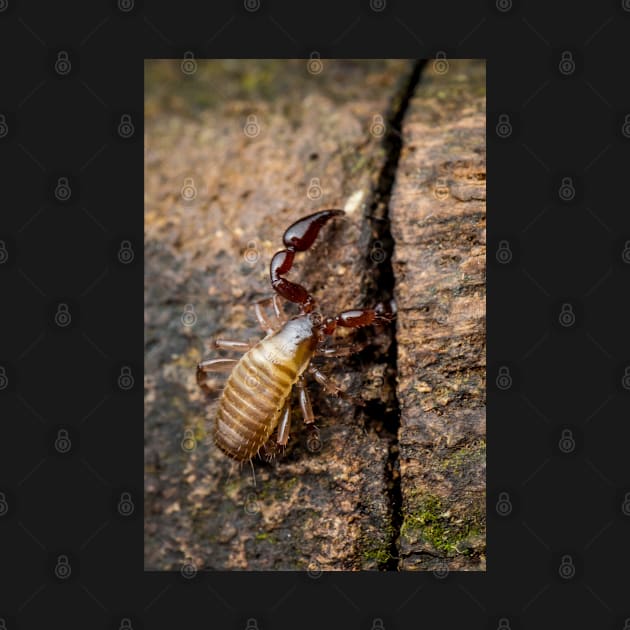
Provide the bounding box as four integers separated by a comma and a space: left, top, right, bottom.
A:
214, 340, 299, 461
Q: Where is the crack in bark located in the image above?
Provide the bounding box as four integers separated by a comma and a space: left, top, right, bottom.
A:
360, 59, 426, 571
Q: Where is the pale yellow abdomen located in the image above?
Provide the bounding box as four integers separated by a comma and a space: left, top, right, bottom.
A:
214, 336, 309, 461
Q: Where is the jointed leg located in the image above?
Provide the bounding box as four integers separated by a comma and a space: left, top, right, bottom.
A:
276, 399, 292, 446
296, 376, 314, 424
322, 305, 395, 335
254, 299, 276, 334
272, 294, 286, 321
315, 340, 368, 358
196, 358, 238, 393
308, 366, 366, 407
259, 399, 291, 462
212, 339, 252, 352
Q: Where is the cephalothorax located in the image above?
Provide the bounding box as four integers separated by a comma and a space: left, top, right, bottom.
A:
197, 209, 393, 462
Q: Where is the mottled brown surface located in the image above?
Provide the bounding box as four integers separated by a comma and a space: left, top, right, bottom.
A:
390, 59, 486, 570
144, 60, 411, 570
144, 59, 486, 572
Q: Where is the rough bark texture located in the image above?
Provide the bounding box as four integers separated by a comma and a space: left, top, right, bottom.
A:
390, 59, 486, 570
145, 60, 412, 571
144, 59, 486, 571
